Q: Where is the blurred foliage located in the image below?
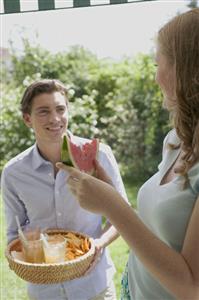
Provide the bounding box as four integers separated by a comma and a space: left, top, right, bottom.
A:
1, 40, 171, 180
187, 0, 198, 8
0, 85, 34, 171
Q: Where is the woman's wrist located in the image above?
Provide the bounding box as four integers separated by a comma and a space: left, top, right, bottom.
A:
103, 189, 129, 220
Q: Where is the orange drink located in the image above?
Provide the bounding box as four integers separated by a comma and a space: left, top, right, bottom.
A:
22, 229, 44, 263
23, 239, 44, 263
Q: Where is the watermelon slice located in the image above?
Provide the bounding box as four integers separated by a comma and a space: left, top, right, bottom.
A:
61, 133, 99, 174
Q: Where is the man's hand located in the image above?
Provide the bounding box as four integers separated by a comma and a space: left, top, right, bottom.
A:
83, 239, 104, 276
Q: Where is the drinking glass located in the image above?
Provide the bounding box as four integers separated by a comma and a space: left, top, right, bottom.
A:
43, 235, 66, 263
22, 229, 44, 263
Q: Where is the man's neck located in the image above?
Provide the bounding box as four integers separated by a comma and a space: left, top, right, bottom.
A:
37, 140, 61, 166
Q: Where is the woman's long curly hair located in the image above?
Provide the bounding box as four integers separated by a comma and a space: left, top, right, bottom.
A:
158, 8, 199, 184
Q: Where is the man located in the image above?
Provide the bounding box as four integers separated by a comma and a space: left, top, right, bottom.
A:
1, 79, 128, 300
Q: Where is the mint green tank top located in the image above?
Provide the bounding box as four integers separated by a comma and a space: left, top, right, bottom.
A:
128, 129, 199, 299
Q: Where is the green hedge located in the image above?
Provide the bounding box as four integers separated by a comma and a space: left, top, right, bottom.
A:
1, 41, 170, 180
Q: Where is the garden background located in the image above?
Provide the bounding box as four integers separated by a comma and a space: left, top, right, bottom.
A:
1, 1, 198, 299
0, 39, 169, 300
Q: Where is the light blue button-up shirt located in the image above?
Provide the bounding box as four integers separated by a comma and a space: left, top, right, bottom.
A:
2, 134, 128, 300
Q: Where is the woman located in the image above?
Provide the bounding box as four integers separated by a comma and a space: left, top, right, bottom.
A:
57, 8, 199, 300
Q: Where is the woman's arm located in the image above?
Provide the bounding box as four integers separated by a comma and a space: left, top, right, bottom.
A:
56, 162, 199, 300
103, 190, 199, 300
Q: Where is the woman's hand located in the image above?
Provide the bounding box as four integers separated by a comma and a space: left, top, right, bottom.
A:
56, 162, 119, 215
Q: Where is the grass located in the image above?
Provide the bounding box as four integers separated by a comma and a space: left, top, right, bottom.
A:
0, 197, 30, 300
0, 181, 140, 300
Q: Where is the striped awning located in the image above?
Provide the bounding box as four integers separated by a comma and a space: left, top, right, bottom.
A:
1, 0, 156, 14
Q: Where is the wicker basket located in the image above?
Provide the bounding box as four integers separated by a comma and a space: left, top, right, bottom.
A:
5, 229, 95, 284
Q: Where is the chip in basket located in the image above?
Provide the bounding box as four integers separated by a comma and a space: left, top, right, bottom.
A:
5, 229, 95, 284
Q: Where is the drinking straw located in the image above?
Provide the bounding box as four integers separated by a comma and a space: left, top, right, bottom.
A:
15, 215, 28, 246
40, 233, 49, 248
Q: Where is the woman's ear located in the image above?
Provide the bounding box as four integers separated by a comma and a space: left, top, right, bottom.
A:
23, 113, 32, 128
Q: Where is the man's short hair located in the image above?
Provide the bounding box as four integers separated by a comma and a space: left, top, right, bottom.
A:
20, 79, 68, 114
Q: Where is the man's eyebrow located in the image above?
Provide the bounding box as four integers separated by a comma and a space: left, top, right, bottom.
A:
35, 104, 66, 110
35, 106, 49, 111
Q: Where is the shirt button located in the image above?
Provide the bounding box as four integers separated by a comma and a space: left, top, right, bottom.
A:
57, 212, 62, 217
48, 172, 53, 177
55, 190, 60, 195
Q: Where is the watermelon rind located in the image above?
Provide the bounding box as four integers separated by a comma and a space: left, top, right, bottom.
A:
61, 134, 73, 166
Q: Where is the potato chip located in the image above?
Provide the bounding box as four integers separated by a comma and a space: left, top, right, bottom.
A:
54, 232, 92, 261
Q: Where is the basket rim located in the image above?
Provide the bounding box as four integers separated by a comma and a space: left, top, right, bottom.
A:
5, 229, 95, 267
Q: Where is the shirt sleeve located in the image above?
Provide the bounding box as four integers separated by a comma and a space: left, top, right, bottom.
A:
1, 166, 28, 244
98, 143, 129, 202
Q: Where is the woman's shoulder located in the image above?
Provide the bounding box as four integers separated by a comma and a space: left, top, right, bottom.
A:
161, 130, 199, 195
160, 129, 180, 158
163, 129, 180, 147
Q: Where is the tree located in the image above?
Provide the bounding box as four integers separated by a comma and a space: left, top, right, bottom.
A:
1, 43, 170, 182
187, 0, 198, 8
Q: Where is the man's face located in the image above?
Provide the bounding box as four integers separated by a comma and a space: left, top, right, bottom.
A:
23, 91, 68, 144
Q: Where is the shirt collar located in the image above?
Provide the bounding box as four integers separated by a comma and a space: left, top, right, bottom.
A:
32, 143, 50, 170
31, 130, 74, 170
